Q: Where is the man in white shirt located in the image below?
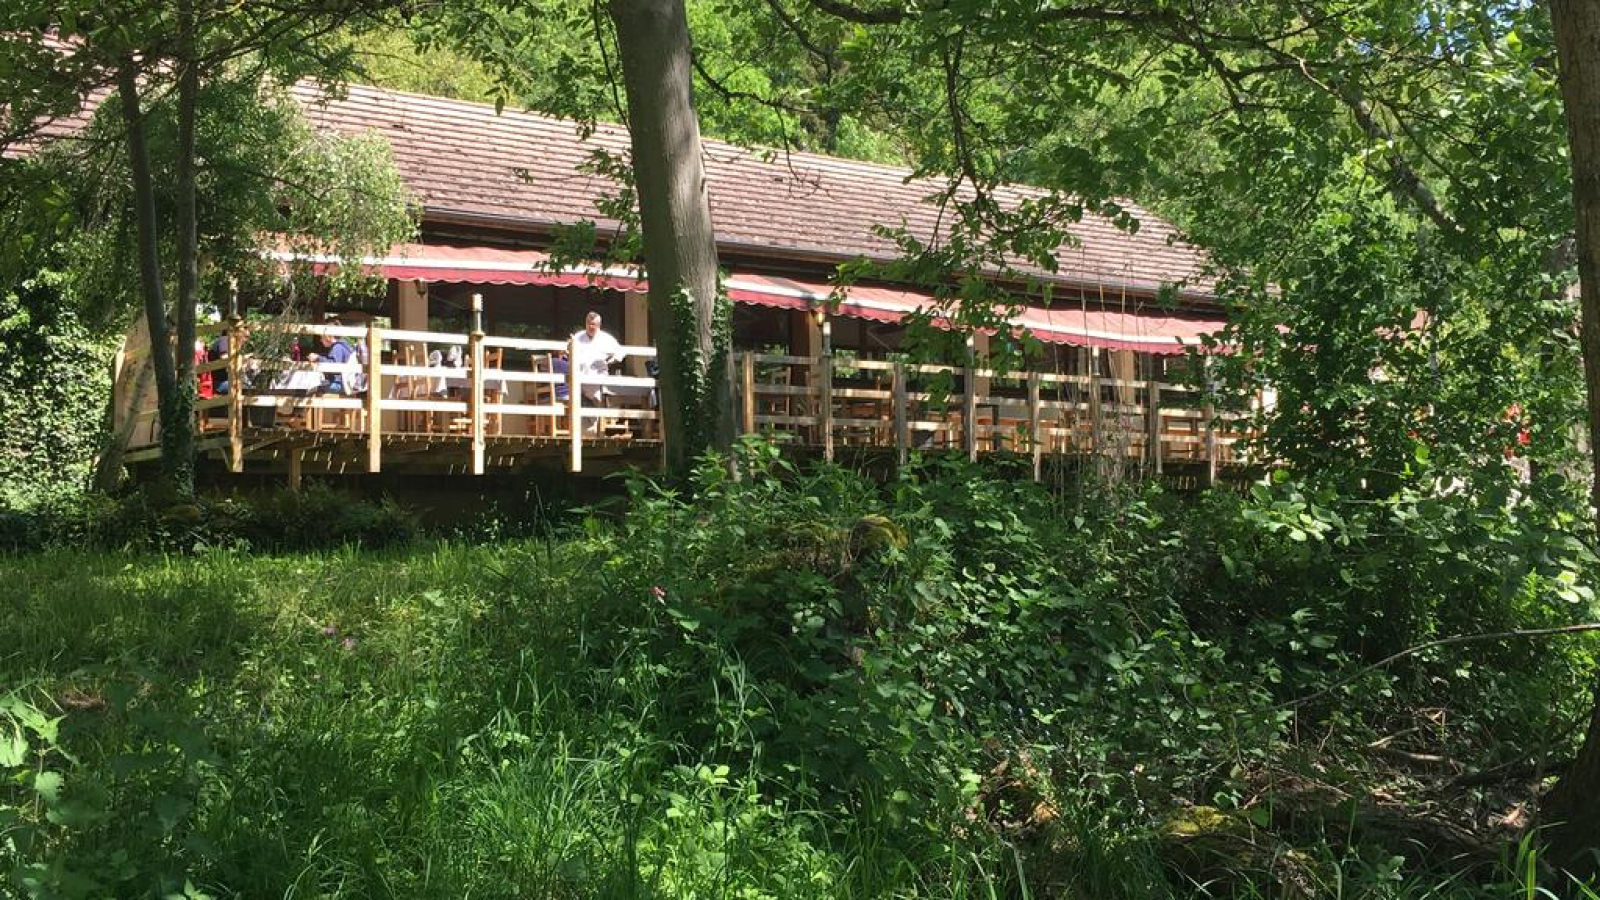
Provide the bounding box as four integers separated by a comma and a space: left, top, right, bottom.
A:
571, 311, 624, 411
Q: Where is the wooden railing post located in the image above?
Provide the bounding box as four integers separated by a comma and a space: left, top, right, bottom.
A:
1202, 358, 1217, 486
819, 353, 834, 462
1203, 404, 1218, 485
963, 336, 979, 462
469, 331, 485, 476
741, 351, 756, 435
1147, 378, 1163, 477
227, 317, 244, 473
892, 360, 908, 466
1027, 371, 1042, 482
568, 337, 583, 472
1088, 347, 1103, 456
366, 321, 383, 473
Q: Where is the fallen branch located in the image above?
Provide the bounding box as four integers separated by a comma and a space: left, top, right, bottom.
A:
1272, 623, 1600, 712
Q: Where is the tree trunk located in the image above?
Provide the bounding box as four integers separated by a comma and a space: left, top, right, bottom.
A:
171, 0, 200, 494
608, 0, 733, 473
1544, 0, 1600, 877
116, 60, 187, 497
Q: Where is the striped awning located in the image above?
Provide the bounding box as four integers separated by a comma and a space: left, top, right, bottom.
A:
271, 243, 1225, 355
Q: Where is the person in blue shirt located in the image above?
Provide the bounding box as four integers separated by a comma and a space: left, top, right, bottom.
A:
309, 329, 356, 394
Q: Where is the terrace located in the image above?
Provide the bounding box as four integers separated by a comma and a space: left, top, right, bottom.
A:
114, 307, 1257, 484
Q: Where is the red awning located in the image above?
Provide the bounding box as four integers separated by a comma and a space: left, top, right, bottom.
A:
271, 243, 1224, 355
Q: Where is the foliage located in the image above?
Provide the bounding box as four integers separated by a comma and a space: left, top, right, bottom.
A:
6, 447, 1589, 896
0, 270, 117, 510
52, 75, 416, 324
2, 485, 420, 555
388, 1, 906, 162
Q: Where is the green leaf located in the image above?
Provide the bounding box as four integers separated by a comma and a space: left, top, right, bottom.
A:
31, 769, 63, 804
0, 730, 26, 767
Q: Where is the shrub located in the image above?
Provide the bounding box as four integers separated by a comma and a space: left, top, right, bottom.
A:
1, 484, 421, 554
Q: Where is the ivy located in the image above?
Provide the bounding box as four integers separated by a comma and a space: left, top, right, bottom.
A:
0, 272, 116, 510
660, 282, 733, 464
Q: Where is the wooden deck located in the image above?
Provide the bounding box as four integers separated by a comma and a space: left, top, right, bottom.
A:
114, 321, 1257, 482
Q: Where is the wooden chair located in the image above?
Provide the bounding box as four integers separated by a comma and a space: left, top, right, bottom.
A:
482, 346, 504, 436
529, 353, 570, 438
390, 343, 430, 434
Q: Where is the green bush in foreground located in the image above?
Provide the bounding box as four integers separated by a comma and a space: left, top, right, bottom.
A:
0, 446, 1595, 898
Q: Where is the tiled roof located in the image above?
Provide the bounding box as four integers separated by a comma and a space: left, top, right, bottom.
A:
293, 82, 1217, 301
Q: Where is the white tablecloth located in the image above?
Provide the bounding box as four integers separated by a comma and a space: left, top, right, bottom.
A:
268, 368, 325, 392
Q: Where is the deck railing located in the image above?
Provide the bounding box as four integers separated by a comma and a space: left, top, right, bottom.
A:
113, 321, 1257, 478
736, 353, 1255, 480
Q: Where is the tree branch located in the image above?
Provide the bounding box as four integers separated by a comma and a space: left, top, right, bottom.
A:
1275, 623, 1600, 712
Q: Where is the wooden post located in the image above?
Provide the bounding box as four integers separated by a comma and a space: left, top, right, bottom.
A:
1027, 371, 1042, 482
287, 448, 302, 492
567, 337, 583, 472
1147, 377, 1163, 477
741, 351, 756, 435
1202, 358, 1217, 486
1088, 347, 1103, 455
963, 336, 979, 462
227, 318, 244, 473
624, 290, 650, 378
110, 347, 126, 435
1203, 400, 1218, 486
892, 360, 908, 466
366, 321, 383, 474
819, 353, 834, 462
469, 302, 486, 476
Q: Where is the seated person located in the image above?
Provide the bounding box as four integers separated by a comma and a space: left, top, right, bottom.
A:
571, 311, 624, 408
552, 352, 570, 403
207, 326, 249, 395
308, 327, 356, 394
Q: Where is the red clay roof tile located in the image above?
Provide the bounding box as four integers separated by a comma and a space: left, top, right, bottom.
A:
293, 82, 1217, 302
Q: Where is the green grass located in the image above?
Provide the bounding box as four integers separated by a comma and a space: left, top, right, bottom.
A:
0, 543, 1009, 898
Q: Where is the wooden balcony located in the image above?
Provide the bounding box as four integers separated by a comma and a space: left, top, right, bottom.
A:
113, 321, 1257, 482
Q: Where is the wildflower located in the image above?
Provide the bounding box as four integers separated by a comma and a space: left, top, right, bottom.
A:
342, 637, 356, 651
651, 585, 666, 601
321, 624, 337, 637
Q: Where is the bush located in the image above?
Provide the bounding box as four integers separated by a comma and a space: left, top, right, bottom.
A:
1, 484, 421, 554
